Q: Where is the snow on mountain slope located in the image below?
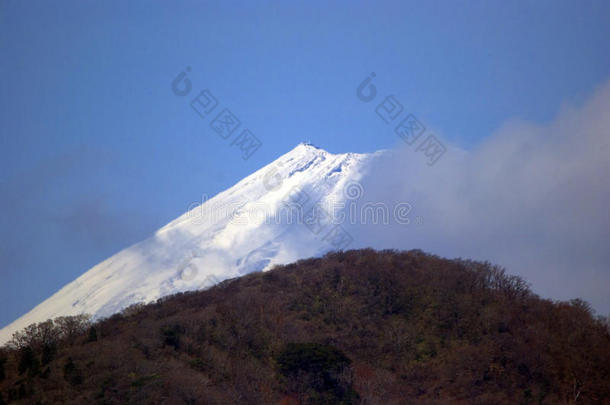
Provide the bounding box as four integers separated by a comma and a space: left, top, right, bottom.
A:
0, 143, 376, 344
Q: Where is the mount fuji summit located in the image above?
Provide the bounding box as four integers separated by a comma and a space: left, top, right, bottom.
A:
0, 143, 388, 344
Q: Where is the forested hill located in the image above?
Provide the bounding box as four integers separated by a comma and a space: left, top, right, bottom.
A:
1, 249, 609, 404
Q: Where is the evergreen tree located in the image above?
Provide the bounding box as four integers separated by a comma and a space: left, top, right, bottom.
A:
87, 326, 98, 342
17, 346, 39, 376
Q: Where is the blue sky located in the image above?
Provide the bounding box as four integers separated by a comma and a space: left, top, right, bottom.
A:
1, 0, 610, 327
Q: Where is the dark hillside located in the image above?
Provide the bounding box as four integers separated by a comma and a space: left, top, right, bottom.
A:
1, 249, 609, 404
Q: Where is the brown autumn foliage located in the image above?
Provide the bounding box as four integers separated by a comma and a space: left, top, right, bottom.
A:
0, 249, 609, 404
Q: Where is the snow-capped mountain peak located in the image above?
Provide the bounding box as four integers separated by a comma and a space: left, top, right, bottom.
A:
0, 144, 374, 344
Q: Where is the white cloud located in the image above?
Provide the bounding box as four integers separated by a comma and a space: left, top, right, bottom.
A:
355, 79, 610, 314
